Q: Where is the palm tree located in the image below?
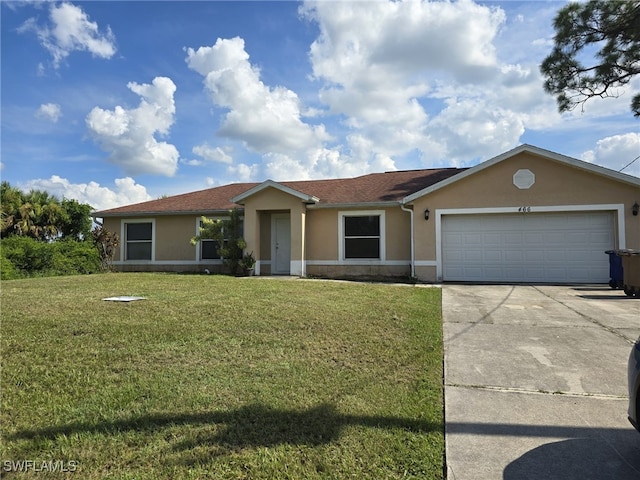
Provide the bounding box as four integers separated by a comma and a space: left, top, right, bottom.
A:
0, 182, 24, 236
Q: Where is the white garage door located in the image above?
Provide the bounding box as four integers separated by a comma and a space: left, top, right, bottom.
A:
442, 211, 615, 283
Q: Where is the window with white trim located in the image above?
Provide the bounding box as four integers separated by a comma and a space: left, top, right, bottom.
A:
125, 222, 153, 260
340, 211, 385, 260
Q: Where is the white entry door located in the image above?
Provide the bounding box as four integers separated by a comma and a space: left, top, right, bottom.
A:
273, 215, 291, 274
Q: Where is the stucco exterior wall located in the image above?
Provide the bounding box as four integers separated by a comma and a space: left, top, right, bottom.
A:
103, 214, 225, 272
155, 216, 198, 261
242, 188, 307, 266
411, 152, 640, 281
304, 206, 411, 261
305, 209, 338, 260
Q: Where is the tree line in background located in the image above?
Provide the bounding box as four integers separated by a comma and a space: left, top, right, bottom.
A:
1, 181, 119, 280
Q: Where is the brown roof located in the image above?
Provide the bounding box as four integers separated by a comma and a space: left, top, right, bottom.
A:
93, 168, 466, 217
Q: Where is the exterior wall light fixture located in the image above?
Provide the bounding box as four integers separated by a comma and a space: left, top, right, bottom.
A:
633, 202, 639, 217
424, 208, 430, 221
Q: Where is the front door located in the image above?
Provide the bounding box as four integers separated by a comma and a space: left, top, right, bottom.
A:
273, 215, 291, 274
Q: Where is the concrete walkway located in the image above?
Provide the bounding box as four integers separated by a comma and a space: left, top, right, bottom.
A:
443, 284, 640, 480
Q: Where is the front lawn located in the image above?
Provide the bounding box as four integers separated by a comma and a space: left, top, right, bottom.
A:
1, 273, 443, 479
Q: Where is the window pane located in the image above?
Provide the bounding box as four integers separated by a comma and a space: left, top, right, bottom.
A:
126, 242, 152, 260
344, 216, 379, 237
201, 240, 220, 260
345, 238, 380, 259
127, 223, 152, 241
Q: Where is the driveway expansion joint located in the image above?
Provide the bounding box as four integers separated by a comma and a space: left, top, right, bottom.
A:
531, 285, 637, 344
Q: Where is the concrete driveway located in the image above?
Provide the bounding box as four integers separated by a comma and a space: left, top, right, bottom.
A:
443, 284, 640, 480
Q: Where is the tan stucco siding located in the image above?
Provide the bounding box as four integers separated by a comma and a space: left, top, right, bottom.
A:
101, 215, 198, 263
385, 207, 412, 260
242, 188, 307, 263
413, 151, 640, 271
305, 206, 411, 261
154, 216, 197, 261
244, 188, 305, 211
305, 209, 338, 260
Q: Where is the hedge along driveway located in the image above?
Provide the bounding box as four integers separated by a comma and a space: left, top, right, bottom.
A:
1, 273, 444, 479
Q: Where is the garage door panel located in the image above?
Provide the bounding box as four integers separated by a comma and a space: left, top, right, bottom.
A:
524, 250, 545, 262
484, 251, 501, 262
524, 232, 544, 244
544, 232, 564, 243
591, 232, 612, 243
483, 232, 501, 245
465, 250, 484, 262
504, 251, 523, 262
442, 212, 614, 283
546, 250, 566, 262
464, 233, 482, 245
504, 233, 523, 245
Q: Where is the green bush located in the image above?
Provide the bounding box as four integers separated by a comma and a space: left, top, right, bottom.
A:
0, 236, 101, 278
52, 238, 101, 274
0, 252, 19, 280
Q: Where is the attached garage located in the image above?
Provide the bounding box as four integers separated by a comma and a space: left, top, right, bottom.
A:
441, 210, 615, 283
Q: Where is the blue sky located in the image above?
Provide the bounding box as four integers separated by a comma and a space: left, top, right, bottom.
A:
2, 0, 639, 211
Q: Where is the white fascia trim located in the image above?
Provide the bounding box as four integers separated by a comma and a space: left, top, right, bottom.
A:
96, 209, 233, 219
338, 210, 386, 262
403, 144, 640, 203
434, 203, 625, 282
255, 260, 270, 275
415, 260, 438, 267
113, 259, 411, 268
232, 179, 319, 204
120, 218, 156, 262
306, 260, 409, 266
112, 260, 215, 266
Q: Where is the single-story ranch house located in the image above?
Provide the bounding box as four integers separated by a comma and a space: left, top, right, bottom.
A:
93, 144, 640, 284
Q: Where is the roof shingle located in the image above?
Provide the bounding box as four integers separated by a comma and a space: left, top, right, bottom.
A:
93, 168, 466, 217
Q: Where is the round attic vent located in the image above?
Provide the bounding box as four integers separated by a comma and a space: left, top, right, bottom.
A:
513, 169, 535, 189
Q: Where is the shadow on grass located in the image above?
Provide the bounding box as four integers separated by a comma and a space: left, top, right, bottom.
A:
9, 403, 440, 450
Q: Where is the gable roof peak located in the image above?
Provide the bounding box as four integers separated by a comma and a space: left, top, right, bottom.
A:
231, 179, 320, 204
402, 143, 640, 203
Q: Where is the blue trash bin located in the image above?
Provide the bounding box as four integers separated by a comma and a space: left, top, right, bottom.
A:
605, 250, 623, 289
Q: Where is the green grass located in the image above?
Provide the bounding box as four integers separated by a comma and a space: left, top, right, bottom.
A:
1, 273, 443, 479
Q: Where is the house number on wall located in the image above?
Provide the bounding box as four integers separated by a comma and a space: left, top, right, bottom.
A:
518, 206, 532, 213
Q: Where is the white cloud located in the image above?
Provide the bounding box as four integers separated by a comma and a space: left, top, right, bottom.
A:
192, 144, 233, 164
35, 103, 62, 122
303, 0, 505, 85
185, 37, 331, 155
20, 175, 152, 211
18, 2, 116, 68
428, 98, 526, 163
183, 159, 204, 167
581, 133, 640, 178
186, 36, 391, 180
299, 0, 561, 167
86, 76, 179, 177
226, 162, 261, 182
